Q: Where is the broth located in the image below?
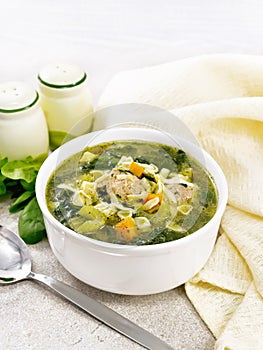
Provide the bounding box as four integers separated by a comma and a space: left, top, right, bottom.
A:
46, 141, 218, 245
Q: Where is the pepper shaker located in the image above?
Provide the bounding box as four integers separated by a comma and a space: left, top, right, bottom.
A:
38, 63, 94, 150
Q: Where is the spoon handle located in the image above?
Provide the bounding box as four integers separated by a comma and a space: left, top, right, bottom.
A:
28, 272, 174, 350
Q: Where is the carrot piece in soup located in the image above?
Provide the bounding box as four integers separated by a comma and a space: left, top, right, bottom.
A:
143, 193, 163, 213
115, 217, 137, 241
144, 193, 163, 203
129, 162, 144, 178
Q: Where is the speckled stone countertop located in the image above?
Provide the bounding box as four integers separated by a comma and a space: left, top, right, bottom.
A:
0, 199, 214, 350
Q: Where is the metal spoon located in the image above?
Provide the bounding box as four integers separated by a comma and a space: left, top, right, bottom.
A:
0, 225, 174, 350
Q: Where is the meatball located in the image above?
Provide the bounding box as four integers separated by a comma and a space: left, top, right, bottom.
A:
167, 183, 195, 205
107, 170, 145, 201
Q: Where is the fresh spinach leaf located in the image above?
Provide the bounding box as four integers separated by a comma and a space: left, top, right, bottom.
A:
1, 154, 47, 244
0, 174, 7, 195
9, 190, 35, 213
18, 197, 46, 244
20, 179, 36, 191
0, 157, 8, 195
5, 179, 24, 197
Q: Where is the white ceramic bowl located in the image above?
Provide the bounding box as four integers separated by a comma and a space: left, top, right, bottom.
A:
36, 127, 228, 295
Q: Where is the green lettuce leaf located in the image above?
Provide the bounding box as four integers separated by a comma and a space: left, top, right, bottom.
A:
1, 154, 47, 183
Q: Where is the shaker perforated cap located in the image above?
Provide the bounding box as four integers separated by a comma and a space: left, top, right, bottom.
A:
38, 63, 86, 88
0, 82, 38, 113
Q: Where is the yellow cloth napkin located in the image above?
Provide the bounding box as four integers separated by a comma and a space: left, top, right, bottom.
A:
97, 54, 263, 349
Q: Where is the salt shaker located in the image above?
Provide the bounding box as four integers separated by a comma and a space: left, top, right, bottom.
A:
38, 63, 94, 150
0, 81, 49, 160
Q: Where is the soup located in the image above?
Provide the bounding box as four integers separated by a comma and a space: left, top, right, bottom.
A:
46, 141, 218, 245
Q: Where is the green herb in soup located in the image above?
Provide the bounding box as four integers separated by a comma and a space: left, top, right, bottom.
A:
46, 141, 218, 245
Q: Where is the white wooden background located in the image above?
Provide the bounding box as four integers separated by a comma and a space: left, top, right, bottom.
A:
1, 0, 263, 101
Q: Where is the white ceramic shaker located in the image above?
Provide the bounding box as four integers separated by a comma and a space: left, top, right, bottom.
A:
38, 63, 94, 150
0, 81, 49, 160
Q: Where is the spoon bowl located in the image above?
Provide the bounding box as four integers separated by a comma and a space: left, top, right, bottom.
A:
0, 225, 174, 350
0, 225, 31, 283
